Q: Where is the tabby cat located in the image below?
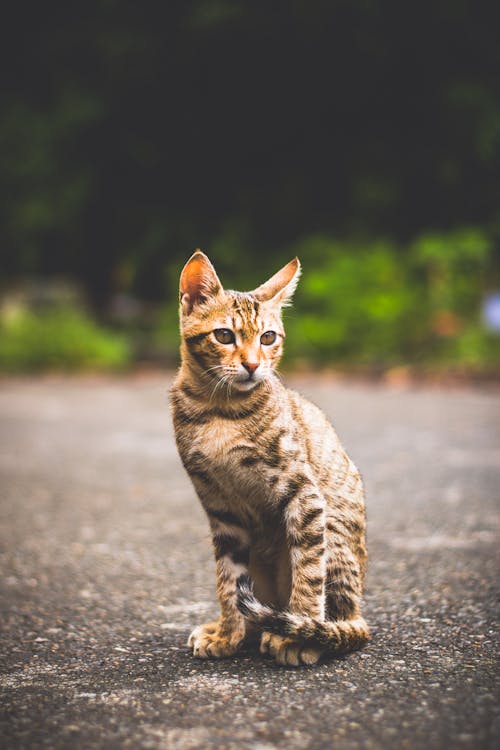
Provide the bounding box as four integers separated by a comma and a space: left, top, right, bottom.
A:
170, 251, 369, 666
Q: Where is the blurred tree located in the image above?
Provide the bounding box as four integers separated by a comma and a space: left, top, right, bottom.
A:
0, 0, 499, 305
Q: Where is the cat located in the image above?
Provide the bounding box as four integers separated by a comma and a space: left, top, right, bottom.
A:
170, 250, 369, 666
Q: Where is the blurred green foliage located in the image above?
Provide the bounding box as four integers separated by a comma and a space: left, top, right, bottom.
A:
0, 227, 500, 374
151, 227, 500, 375
284, 237, 416, 365
0, 2, 499, 374
283, 228, 499, 371
1, 1, 499, 305
0, 308, 130, 372
0, 226, 498, 374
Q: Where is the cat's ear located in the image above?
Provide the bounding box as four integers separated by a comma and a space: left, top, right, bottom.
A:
179, 250, 223, 315
252, 257, 301, 306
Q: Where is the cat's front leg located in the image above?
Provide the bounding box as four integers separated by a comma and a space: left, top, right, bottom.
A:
261, 474, 326, 665
282, 477, 327, 620
188, 510, 250, 659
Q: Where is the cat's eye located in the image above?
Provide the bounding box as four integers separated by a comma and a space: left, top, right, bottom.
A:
214, 328, 236, 345
260, 331, 277, 345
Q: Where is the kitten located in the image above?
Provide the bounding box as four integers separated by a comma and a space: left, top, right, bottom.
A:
170, 251, 369, 666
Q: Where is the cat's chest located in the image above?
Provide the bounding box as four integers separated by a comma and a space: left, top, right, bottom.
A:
179, 416, 271, 498
190, 418, 244, 462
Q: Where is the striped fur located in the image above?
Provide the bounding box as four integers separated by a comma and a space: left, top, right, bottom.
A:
237, 575, 368, 653
171, 251, 369, 666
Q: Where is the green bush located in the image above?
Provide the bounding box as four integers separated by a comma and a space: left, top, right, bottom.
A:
153, 227, 499, 374
282, 237, 418, 366
0, 307, 131, 372
409, 228, 499, 368
280, 228, 499, 371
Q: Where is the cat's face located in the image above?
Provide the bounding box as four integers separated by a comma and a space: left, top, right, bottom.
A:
179, 251, 300, 394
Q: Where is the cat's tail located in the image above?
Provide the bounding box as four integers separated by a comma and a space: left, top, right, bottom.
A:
236, 575, 369, 654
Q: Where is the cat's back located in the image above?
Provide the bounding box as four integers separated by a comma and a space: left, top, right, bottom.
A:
285, 385, 342, 459
284, 385, 362, 498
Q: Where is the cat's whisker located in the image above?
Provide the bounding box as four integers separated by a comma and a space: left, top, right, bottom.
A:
209, 372, 234, 402
209, 376, 225, 402
202, 364, 227, 381
272, 366, 284, 384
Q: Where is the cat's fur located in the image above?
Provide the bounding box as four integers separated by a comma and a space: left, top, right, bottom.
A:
170, 251, 369, 666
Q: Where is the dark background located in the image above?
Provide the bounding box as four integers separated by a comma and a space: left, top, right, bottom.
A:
1, 0, 499, 375
2, 0, 499, 306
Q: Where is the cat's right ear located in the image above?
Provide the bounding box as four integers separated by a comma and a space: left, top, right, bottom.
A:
179, 250, 223, 315
252, 257, 301, 307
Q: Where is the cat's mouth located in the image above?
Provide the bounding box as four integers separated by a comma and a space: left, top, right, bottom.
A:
232, 374, 261, 392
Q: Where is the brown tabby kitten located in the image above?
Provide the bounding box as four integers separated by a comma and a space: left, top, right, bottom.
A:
170, 251, 369, 666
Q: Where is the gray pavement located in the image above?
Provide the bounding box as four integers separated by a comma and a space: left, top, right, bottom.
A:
0, 373, 499, 750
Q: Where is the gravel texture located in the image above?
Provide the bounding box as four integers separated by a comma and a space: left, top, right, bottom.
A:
0, 373, 498, 750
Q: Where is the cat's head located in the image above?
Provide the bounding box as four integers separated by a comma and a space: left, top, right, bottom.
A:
178, 250, 300, 394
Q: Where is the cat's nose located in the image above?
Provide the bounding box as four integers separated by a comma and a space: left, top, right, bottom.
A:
242, 361, 259, 375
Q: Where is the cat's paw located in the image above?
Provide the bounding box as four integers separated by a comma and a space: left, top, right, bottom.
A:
188, 622, 244, 659
260, 631, 322, 667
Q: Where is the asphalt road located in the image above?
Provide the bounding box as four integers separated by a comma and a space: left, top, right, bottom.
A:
0, 374, 498, 750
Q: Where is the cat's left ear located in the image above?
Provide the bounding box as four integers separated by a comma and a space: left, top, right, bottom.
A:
179, 250, 223, 315
251, 258, 301, 307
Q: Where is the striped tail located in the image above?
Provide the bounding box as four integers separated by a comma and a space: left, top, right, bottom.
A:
236, 575, 369, 655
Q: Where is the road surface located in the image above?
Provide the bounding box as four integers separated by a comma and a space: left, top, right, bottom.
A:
0, 374, 498, 749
